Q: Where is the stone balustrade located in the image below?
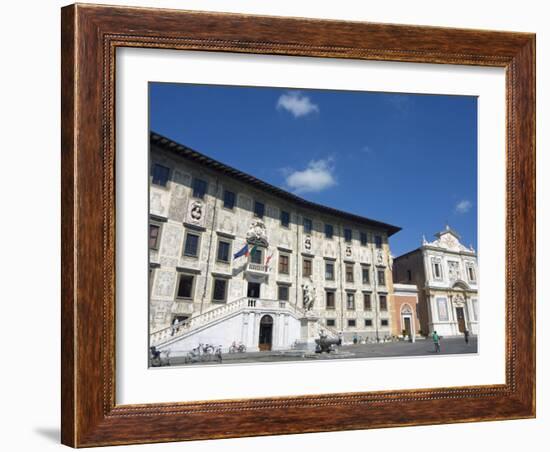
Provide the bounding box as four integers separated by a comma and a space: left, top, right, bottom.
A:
151, 296, 339, 347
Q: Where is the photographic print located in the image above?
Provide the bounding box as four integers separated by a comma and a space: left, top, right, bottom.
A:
148, 83, 479, 367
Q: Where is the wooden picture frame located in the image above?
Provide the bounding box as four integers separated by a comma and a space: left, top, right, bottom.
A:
61, 3, 535, 447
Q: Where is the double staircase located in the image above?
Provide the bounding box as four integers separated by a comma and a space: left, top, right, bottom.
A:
150, 296, 339, 348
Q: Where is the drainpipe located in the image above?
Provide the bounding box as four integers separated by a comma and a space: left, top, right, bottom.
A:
337, 224, 344, 339
371, 242, 380, 342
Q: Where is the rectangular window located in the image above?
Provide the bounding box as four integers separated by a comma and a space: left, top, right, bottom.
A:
437, 297, 449, 321
407, 269, 412, 281
346, 264, 354, 283
325, 224, 333, 239
247, 282, 261, 298
347, 319, 356, 327
217, 240, 230, 263
361, 266, 370, 284
379, 294, 388, 311
344, 228, 352, 243
360, 232, 368, 246
326, 291, 335, 310
381, 319, 389, 327
278, 285, 289, 301
346, 292, 355, 310
365, 319, 373, 327
377, 269, 386, 286
303, 258, 312, 277
149, 224, 161, 249
223, 190, 235, 209
303, 217, 312, 234
375, 235, 383, 249
151, 164, 170, 186
176, 274, 194, 299
467, 265, 476, 282
250, 248, 263, 264
212, 278, 228, 302
183, 232, 200, 257
326, 319, 336, 327
279, 254, 289, 274
254, 201, 265, 219
280, 210, 290, 227
432, 260, 442, 279
325, 262, 335, 280
192, 178, 208, 199
363, 293, 372, 310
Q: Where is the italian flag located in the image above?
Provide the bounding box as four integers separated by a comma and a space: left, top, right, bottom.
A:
246, 244, 257, 257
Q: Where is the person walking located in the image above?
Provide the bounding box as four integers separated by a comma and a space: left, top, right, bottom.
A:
464, 329, 470, 344
432, 330, 441, 353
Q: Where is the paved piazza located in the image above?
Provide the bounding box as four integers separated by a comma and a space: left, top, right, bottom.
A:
166, 336, 478, 367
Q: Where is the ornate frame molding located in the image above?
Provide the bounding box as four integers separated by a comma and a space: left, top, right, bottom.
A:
61, 4, 535, 447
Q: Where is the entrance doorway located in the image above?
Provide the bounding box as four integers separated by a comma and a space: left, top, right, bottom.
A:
403, 316, 412, 337
259, 315, 273, 351
247, 282, 261, 298
456, 307, 466, 333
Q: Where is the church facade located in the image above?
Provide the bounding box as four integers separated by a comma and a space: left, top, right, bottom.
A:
148, 132, 401, 355
392, 226, 479, 337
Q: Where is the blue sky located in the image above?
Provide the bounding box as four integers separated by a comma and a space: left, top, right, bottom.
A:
149, 83, 477, 257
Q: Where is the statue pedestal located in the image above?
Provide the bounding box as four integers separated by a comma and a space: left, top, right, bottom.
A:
293, 314, 319, 352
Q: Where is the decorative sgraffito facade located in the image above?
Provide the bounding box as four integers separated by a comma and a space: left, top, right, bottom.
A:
393, 226, 479, 337
148, 132, 401, 354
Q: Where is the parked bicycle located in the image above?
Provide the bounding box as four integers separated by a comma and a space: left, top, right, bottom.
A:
184, 343, 223, 363
228, 341, 246, 354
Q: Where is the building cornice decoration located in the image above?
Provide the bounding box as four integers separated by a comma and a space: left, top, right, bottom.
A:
149, 213, 168, 223
422, 225, 476, 254
216, 230, 236, 239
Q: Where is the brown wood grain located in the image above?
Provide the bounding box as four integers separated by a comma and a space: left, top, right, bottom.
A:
61, 3, 536, 447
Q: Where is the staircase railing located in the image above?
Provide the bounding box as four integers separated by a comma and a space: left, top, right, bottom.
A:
150, 297, 248, 346
151, 296, 340, 346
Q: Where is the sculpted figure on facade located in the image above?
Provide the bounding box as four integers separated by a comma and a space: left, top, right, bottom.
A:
452, 294, 465, 307
448, 261, 460, 282
186, 199, 205, 226
304, 235, 312, 252
345, 246, 352, 258
302, 284, 316, 312
246, 219, 268, 247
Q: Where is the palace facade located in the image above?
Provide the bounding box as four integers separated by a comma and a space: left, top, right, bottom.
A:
148, 132, 401, 354
392, 226, 479, 337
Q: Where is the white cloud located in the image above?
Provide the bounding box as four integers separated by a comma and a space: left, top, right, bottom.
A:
455, 200, 473, 214
285, 158, 336, 193
276, 91, 319, 118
